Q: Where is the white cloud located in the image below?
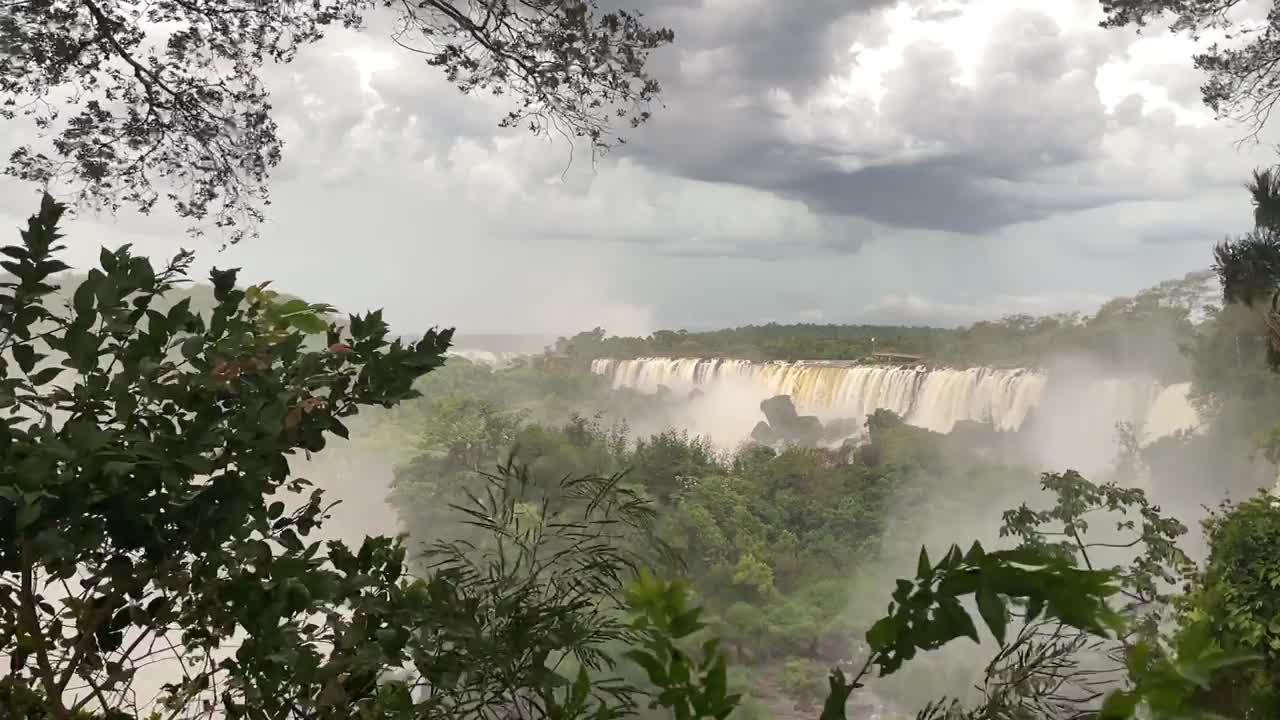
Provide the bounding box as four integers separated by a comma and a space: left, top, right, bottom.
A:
0, 0, 1272, 335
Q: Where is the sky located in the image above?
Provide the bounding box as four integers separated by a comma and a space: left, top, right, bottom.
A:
1, 0, 1276, 337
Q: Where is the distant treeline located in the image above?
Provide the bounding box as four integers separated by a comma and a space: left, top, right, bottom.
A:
552, 271, 1220, 383
556, 323, 949, 362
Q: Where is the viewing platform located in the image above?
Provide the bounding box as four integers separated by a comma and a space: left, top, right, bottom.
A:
866, 352, 926, 364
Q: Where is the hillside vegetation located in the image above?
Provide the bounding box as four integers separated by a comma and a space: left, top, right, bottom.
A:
551, 271, 1216, 383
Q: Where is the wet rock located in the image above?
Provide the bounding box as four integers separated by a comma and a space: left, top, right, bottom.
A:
755, 395, 827, 447
751, 420, 778, 446
791, 415, 824, 446
761, 395, 800, 426
754, 396, 855, 448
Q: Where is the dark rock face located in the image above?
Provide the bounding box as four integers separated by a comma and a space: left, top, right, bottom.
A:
750, 420, 778, 446
761, 394, 800, 426
752, 395, 861, 449
755, 395, 822, 447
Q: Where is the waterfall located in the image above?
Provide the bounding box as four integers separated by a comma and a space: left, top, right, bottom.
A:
592, 357, 1203, 446
446, 348, 525, 368
1140, 382, 1200, 443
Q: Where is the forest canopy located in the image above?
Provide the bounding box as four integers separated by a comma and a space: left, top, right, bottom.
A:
549, 271, 1218, 381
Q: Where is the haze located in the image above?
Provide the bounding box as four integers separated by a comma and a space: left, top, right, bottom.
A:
0, 0, 1262, 335
6, 0, 1280, 718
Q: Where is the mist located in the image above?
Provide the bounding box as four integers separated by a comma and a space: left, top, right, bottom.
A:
12, 0, 1280, 715
10, 276, 1276, 718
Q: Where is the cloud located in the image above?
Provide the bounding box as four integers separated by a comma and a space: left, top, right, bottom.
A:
0, 0, 1271, 336
597, 0, 1272, 235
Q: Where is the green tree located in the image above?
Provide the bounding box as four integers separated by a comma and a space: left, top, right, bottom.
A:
853, 474, 1260, 720
1, 0, 673, 244
0, 195, 733, 720
0, 193, 440, 715
1212, 170, 1280, 308
1100, 0, 1280, 133
1176, 493, 1280, 717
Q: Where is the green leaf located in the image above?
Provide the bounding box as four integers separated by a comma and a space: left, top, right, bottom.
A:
669, 608, 703, 638
1025, 595, 1045, 623
180, 335, 203, 360
73, 280, 95, 316
935, 596, 980, 644
102, 461, 134, 478
818, 671, 857, 720
167, 297, 192, 324
703, 654, 727, 706
975, 583, 1007, 645
1188, 648, 1263, 676
210, 267, 239, 301
1126, 639, 1153, 676
571, 665, 590, 708
1098, 690, 1140, 720
11, 343, 35, 373
15, 501, 40, 530
30, 366, 62, 386
277, 299, 311, 315
669, 653, 691, 685
288, 313, 329, 335
623, 649, 667, 686
865, 616, 897, 651
916, 545, 932, 580
963, 540, 985, 564
1176, 620, 1213, 663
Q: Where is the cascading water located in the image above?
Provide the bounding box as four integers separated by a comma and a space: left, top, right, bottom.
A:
594, 357, 1046, 434
446, 348, 525, 368
592, 357, 1204, 452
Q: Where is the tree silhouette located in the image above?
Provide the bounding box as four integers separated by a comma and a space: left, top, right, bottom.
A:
1, 0, 673, 244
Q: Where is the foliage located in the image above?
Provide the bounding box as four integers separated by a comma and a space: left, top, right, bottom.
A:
1, 0, 672, 244
624, 571, 740, 720
1193, 166, 1280, 473
0, 194, 736, 720
1174, 493, 1280, 717
551, 325, 946, 365
1219, 177, 1280, 299
1099, 0, 1280, 134
1214, 224, 1280, 311
401, 464, 727, 720
386, 364, 1007, 680
887, 164, 1280, 720
797, 472, 1266, 720
964, 471, 1196, 719
353, 353, 669, 454
779, 657, 826, 702
804, 537, 1135, 720
0, 192, 442, 714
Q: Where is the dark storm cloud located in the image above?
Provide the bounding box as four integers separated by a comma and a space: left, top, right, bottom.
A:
246, 0, 1251, 268
608, 0, 895, 97
601, 3, 1167, 236
780, 161, 1039, 234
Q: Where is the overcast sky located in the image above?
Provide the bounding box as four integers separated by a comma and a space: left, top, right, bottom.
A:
1, 0, 1274, 336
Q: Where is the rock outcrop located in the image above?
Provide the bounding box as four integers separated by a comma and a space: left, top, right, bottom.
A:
750, 395, 861, 448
